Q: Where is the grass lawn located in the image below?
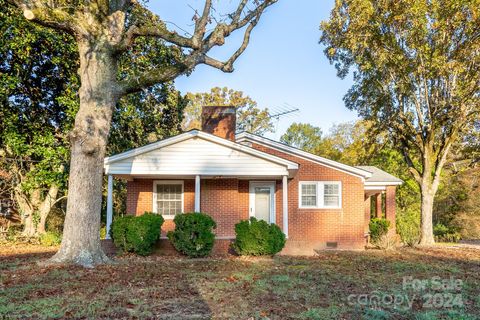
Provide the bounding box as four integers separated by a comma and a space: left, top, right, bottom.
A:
0, 245, 479, 319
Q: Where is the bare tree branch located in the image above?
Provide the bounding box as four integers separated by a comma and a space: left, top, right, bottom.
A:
117, 0, 277, 95
192, 0, 212, 47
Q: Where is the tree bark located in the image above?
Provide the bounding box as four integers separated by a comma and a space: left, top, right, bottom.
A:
48, 40, 117, 267
36, 184, 59, 234
22, 210, 36, 237
417, 146, 441, 246
15, 191, 36, 237
419, 187, 435, 245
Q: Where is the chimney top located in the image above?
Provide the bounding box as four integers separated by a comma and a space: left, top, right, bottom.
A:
201, 106, 236, 141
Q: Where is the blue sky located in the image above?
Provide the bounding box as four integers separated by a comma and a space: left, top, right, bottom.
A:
149, 1, 357, 139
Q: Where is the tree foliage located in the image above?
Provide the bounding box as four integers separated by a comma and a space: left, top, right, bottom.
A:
184, 87, 273, 135
0, 0, 77, 235
280, 123, 323, 153
320, 0, 480, 245
0, 1, 188, 236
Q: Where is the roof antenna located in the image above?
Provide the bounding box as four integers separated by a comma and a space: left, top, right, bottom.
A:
268, 104, 300, 138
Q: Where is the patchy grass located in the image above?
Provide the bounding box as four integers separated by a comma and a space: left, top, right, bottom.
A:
0, 245, 479, 319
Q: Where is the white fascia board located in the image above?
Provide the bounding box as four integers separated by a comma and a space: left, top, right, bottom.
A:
236, 132, 372, 179
365, 181, 403, 186
104, 130, 299, 170
364, 185, 386, 191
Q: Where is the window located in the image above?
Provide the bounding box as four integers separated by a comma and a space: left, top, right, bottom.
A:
299, 181, 341, 209
153, 181, 184, 218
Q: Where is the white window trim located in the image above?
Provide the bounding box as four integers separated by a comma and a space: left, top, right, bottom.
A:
152, 180, 184, 219
298, 181, 342, 209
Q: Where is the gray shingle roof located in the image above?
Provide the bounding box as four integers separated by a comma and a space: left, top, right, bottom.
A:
356, 166, 403, 184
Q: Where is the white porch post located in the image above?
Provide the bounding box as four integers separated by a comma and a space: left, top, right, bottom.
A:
195, 175, 201, 212
282, 175, 289, 238
106, 175, 113, 239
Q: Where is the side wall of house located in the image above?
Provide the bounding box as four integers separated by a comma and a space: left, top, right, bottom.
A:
251, 143, 366, 253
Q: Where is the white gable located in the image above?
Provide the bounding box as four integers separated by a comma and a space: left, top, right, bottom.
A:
105, 135, 294, 176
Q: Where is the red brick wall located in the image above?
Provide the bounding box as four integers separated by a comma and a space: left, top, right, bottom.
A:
126, 178, 248, 238
385, 186, 396, 233
251, 143, 366, 252
364, 196, 371, 233
200, 179, 249, 237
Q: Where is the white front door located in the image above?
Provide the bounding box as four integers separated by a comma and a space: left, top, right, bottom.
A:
249, 182, 275, 223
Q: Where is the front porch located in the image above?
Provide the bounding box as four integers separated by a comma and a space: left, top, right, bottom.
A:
105, 175, 292, 242
359, 166, 403, 240
103, 131, 299, 242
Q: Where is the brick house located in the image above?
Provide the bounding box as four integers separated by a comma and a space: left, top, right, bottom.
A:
104, 106, 402, 254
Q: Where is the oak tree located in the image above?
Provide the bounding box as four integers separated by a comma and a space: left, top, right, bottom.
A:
321, 0, 480, 245
6, 0, 277, 266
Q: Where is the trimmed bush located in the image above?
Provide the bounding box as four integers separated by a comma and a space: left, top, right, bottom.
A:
167, 212, 216, 258
111, 212, 164, 256
433, 223, 461, 243
232, 217, 286, 256
369, 218, 390, 243
39, 231, 62, 246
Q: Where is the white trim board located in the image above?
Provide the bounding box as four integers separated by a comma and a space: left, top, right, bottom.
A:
365, 181, 403, 186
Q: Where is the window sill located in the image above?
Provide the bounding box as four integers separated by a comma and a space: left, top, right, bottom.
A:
162, 214, 180, 220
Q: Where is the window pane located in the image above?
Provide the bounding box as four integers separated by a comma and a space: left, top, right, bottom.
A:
301, 183, 317, 207
302, 196, 317, 206
324, 184, 339, 195
324, 196, 339, 207
324, 183, 340, 207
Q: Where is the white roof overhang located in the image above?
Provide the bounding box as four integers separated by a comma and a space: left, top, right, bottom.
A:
104, 131, 298, 178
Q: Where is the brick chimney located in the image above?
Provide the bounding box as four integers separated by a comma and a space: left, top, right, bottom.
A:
201, 106, 236, 141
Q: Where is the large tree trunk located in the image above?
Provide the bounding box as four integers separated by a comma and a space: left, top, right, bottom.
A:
417, 150, 442, 246
48, 40, 117, 267
419, 186, 435, 245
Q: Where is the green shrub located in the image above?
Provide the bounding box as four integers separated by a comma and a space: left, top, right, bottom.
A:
369, 218, 390, 243
167, 212, 216, 258
39, 231, 62, 246
111, 212, 164, 256
232, 217, 286, 256
396, 208, 420, 247
433, 223, 461, 243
